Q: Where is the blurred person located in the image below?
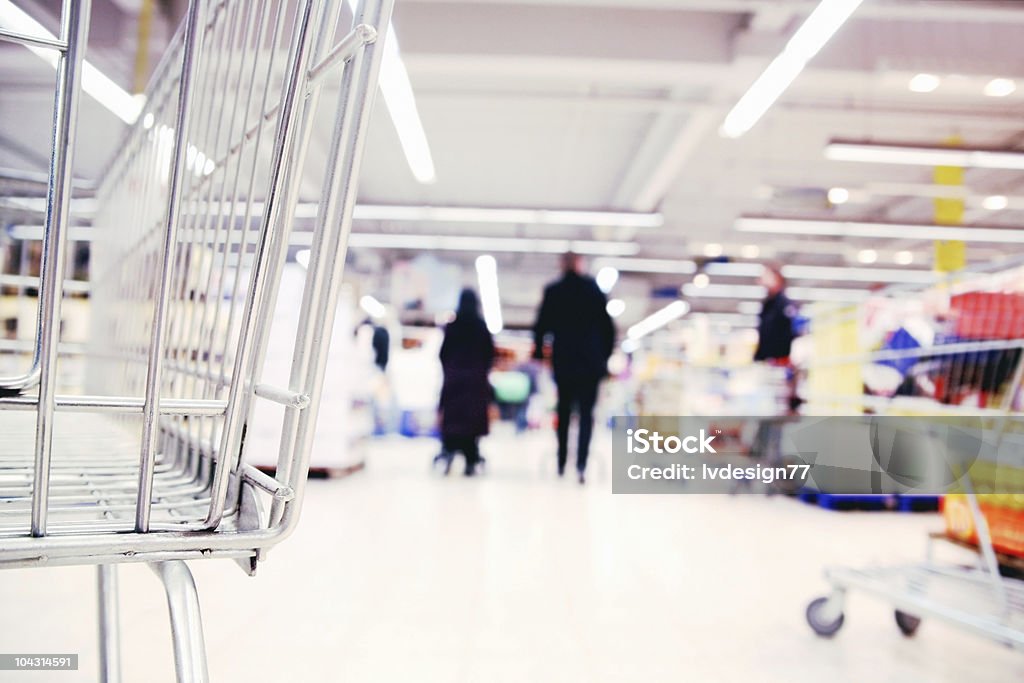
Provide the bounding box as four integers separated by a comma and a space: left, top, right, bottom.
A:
355, 319, 395, 435
533, 253, 615, 484
512, 357, 539, 433
437, 289, 495, 477
492, 366, 532, 432
750, 262, 798, 488
371, 323, 390, 372
754, 262, 796, 363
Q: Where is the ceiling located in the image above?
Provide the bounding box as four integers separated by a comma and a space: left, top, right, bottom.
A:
2, 0, 1024, 329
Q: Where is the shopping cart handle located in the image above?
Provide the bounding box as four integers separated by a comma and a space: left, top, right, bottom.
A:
254, 384, 311, 410
242, 464, 296, 503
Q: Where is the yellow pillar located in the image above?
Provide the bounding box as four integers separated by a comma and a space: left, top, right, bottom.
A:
133, 0, 155, 94
806, 303, 861, 414
933, 140, 966, 273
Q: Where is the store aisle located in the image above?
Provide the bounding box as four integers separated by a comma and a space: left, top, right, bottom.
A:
1, 428, 1021, 682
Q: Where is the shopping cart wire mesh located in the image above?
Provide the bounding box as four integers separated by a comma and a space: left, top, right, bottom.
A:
0, 0, 392, 679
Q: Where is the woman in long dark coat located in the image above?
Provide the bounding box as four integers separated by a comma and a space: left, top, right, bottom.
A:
438, 289, 495, 476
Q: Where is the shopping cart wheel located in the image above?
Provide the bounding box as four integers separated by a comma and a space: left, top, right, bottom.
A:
806, 596, 844, 637
894, 610, 921, 637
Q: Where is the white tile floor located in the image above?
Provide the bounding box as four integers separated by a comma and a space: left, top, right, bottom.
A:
1, 426, 1022, 682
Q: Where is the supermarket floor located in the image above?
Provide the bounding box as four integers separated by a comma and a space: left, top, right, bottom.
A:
2, 427, 1022, 682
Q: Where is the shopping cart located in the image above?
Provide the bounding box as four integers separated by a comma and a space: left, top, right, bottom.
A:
802, 262, 1024, 650
0, 0, 392, 680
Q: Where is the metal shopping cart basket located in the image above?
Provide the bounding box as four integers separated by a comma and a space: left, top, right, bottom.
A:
0, 0, 392, 679
801, 263, 1024, 650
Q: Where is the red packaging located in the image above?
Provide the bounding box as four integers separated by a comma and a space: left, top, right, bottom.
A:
949, 292, 1024, 340
943, 494, 1024, 559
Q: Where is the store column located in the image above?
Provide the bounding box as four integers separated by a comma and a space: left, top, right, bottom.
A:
933, 139, 966, 273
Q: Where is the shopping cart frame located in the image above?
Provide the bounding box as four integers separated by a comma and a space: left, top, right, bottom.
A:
0, 0, 393, 680
802, 263, 1024, 651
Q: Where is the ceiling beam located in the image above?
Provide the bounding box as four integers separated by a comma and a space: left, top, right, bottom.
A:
610, 88, 693, 209
618, 107, 719, 212
410, 86, 1024, 128
398, 0, 1024, 24
395, 4, 741, 63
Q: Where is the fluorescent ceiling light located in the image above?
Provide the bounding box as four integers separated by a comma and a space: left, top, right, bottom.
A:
351, 204, 663, 228
0, 195, 96, 216
7, 221, 638, 256
720, 0, 864, 138
606, 299, 626, 318
380, 38, 435, 183
592, 257, 696, 274
475, 255, 503, 334
227, 201, 662, 228
359, 295, 386, 319
787, 286, 870, 302
825, 140, 1024, 171
345, 233, 638, 256
682, 281, 868, 302
703, 262, 764, 278
692, 273, 710, 288
682, 283, 766, 300
784, 264, 934, 284
596, 266, 619, 293
908, 73, 940, 93
693, 312, 759, 328
737, 301, 762, 315
627, 300, 689, 340
0, 0, 144, 124
154, 124, 214, 179
857, 248, 877, 264
344, 0, 434, 183
737, 215, 1024, 244
894, 250, 914, 265
8, 223, 94, 241
984, 78, 1016, 97
827, 187, 850, 205
983, 195, 1009, 211
80, 63, 144, 124
703, 260, 935, 284
829, 182, 1024, 210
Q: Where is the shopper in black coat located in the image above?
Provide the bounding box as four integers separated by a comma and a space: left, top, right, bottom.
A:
438, 289, 495, 476
533, 253, 615, 484
752, 263, 798, 473
753, 263, 796, 362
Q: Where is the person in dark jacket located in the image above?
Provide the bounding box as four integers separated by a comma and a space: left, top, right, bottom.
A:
751, 263, 797, 482
754, 263, 796, 362
438, 289, 495, 476
371, 324, 390, 371
533, 253, 615, 484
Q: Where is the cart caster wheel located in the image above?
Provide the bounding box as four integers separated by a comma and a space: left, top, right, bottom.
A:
806, 596, 844, 637
894, 610, 921, 637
